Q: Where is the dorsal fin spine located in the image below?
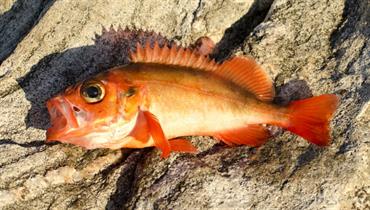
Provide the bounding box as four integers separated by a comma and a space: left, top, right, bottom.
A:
184, 50, 192, 66
145, 41, 152, 62
169, 45, 176, 64
160, 45, 169, 63
153, 42, 160, 61
194, 55, 205, 69
177, 48, 186, 65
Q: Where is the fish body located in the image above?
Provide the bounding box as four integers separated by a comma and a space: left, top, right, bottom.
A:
123, 63, 281, 136
46, 40, 339, 157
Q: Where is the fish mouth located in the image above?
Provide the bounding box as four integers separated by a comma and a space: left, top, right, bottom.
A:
46, 96, 78, 142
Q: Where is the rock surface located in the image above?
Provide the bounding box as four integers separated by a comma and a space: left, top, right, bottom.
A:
0, 0, 369, 209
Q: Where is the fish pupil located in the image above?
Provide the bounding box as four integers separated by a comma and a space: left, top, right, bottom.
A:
86, 86, 100, 98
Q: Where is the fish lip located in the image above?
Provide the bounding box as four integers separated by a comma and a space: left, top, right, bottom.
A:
46, 96, 78, 142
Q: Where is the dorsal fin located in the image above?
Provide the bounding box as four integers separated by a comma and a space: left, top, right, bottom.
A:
130, 41, 275, 101
216, 57, 275, 101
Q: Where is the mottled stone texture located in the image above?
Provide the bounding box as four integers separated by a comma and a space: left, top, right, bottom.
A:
0, 0, 369, 209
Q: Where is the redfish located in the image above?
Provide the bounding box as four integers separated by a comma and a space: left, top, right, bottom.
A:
46, 40, 339, 158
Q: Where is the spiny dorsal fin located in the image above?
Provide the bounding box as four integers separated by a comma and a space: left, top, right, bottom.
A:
130, 41, 275, 101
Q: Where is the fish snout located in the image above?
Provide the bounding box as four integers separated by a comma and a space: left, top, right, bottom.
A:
46, 96, 79, 141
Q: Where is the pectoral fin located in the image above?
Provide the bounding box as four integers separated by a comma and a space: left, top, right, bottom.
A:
142, 110, 171, 158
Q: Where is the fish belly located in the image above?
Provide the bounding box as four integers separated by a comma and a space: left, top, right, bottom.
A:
146, 82, 277, 139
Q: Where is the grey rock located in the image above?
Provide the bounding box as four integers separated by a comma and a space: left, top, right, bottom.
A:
0, 0, 369, 209
0, 0, 16, 14
0, 0, 55, 66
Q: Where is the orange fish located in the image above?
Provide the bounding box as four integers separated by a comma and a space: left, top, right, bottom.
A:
46, 40, 339, 158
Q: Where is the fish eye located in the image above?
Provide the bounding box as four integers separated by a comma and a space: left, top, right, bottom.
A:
81, 81, 105, 103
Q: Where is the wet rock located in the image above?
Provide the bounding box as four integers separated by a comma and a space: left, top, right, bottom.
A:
0, 0, 369, 209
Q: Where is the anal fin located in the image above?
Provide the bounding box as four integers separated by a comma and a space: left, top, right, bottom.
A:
213, 124, 270, 147
169, 139, 198, 153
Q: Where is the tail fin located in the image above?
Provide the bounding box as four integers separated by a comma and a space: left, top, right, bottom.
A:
284, 94, 339, 146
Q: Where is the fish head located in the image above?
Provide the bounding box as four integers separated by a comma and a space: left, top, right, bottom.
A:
46, 69, 142, 149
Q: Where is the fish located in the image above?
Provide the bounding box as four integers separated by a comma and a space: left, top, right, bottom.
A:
46, 39, 339, 158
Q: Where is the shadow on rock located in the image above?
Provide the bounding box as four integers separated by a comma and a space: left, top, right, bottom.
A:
0, 138, 58, 147
329, 0, 370, 154
329, 0, 370, 81
104, 150, 146, 210
17, 27, 171, 130
0, 0, 55, 66
17, 46, 104, 130
211, 0, 274, 61
14, 28, 171, 209
330, 0, 370, 50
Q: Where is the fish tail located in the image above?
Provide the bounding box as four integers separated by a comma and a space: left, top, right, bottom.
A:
281, 94, 339, 146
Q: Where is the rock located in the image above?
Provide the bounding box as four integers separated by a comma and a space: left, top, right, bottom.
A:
0, 0, 54, 66
0, 1, 16, 14
0, 0, 369, 209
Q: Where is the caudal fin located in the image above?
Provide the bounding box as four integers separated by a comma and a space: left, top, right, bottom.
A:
284, 94, 339, 146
